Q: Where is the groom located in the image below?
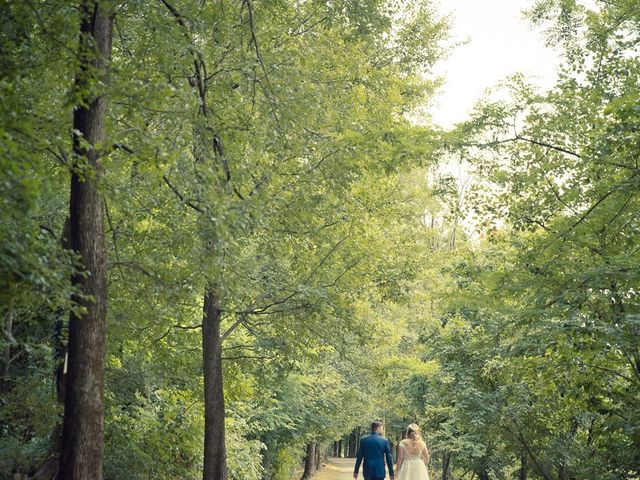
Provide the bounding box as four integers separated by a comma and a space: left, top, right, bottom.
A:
353, 421, 395, 480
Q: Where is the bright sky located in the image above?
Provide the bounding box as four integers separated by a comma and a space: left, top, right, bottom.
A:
430, 0, 561, 128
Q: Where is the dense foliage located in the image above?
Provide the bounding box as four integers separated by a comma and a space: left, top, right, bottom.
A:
1, 0, 445, 479
388, 2, 640, 480
1, 1, 638, 480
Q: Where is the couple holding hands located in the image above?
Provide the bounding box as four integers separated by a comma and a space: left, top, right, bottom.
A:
354, 421, 430, 480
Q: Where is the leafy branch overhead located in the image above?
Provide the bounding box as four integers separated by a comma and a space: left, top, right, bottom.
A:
1, 1, 638, 480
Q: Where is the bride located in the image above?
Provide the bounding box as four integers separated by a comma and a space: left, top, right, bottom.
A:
395, 424, 430, 480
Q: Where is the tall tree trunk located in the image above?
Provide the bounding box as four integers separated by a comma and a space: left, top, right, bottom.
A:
157, 4, 230, 477
202, 283, 227, 480
558, 464, 567, 480
315, 443, 321, 471
389, 438, 395, 461
348, 431, 355, 457
442, 452, 451, 480
338, 439, 343, 458
58, 2, 112, 479
301, 442, 316, 479
519, 453, 527, 480
1, 299, 14, 393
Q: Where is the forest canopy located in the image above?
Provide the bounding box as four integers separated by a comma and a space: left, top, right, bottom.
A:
0, 1, 638, 480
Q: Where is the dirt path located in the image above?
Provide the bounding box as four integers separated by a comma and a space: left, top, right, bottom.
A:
312, 457, 355, 480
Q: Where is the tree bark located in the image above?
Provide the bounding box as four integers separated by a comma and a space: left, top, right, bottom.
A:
348, 431, 355, 457
156, 4, 230, 477
558, 464, 567, 480
350, 428, 359, 457
389, 438, 395, 461
514, 426, 554, 480
301, 442, 316, 479
1, 299, 14, 393
442, 452, 451, 480
58, 2, 112, 479
202, 283, 227, 480
519, 453, 527, 480
315, 443, 321, 471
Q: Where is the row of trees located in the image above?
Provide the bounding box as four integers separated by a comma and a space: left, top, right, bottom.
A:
1, 0, 446, 479
2, 1, 637, 480
393, 1, 640, 479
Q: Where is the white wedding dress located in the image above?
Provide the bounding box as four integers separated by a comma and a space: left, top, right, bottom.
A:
396, 439, 430, 480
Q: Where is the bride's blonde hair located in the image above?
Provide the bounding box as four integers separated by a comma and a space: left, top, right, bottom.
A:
406, 423, 422, 444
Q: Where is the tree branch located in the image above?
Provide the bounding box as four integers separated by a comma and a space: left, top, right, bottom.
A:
579, 361, 634, 382
173, 323, 202, 330
566, 188, 616, 232
544, 176, 578, 215
220, 313, 248, 342
107, 261, 166, 284
243, 0, 280, 126
222, 354, 274, 361
162, 175, 206, 214
515, 135, 581, 158
104, 199, 124, 278
303, 233, 350, 284
504, 422, 554, 480
462, 136, 581, 158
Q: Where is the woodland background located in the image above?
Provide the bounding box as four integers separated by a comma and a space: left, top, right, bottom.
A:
0, 0, 638, 479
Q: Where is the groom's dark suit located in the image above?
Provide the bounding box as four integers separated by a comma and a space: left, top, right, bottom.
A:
354, 431, 394, 480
